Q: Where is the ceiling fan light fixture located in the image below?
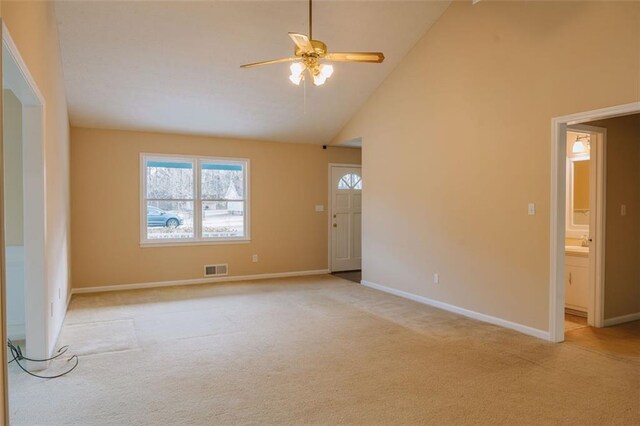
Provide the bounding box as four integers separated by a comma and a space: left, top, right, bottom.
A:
319, 63, 334, 78
289, 73, 303, 86
313, 73, 327, 86
239, 0, 384, 89
290, 62, 305, 77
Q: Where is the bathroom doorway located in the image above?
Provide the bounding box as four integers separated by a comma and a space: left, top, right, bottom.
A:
550, 102, 640, 343
564, 125, 605, 333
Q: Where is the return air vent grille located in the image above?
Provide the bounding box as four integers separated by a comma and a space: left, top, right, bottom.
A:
204, 264, 228, 277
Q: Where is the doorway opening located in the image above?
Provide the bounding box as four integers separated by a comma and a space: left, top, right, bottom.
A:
550, 102, 640, 343
328, 164, 362, 280
2, 24, 48, 366
563, 125, 605, 333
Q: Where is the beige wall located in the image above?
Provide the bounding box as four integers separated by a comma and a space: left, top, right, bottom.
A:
332, 1, 639, 331
2, 1, 71, 351
71, 127, 360, 288
3, 90, 22, 246
586, 114, 640, 319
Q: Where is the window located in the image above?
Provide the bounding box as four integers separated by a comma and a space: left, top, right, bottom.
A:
141, 154, 249, 245
337, 173, 362, 190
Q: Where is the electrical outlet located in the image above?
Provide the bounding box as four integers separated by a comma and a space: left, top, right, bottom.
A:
433, 273, 439, 284
50, 302, 53, 317
252, 254, 259, 263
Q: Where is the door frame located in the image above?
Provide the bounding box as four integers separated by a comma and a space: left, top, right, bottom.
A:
328, 163, 361, 272
2, 20, 49, 399
549, 101, 640, 342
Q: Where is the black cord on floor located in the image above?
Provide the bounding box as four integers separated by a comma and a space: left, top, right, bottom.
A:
7, 339, 79, 379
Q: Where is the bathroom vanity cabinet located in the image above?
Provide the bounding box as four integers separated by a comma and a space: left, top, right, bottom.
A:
565, 253, 589, 314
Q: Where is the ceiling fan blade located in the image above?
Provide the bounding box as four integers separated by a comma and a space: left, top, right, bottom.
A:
288, 32, 314, 54
240, 57, 298, 68
324, 52, 385, 63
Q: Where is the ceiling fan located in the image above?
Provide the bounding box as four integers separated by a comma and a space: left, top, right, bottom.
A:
240, 0, 385, 87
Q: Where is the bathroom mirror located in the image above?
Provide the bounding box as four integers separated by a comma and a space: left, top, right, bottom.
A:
566, 155, 590, 234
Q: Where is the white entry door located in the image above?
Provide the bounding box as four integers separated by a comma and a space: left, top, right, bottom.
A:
330, 165, 362, 271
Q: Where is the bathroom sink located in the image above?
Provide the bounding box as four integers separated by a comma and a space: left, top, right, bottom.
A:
565, 245, 589, 254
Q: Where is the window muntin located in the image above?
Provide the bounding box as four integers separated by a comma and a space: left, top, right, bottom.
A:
338, 173, 362, 190
141, 155, 249, 245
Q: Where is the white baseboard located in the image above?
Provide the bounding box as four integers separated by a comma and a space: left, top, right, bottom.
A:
361, 280, 550, 341
72, 269, 330, 295
603, 312, 640, 327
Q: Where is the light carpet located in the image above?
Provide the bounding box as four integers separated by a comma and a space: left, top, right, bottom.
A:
8, 275, 640, 425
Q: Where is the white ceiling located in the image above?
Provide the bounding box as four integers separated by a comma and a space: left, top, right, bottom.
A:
55, 1, 450, 144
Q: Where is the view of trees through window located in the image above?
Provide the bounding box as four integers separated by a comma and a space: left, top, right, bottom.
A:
201, 163, 245, 239
143, 156, 248, 242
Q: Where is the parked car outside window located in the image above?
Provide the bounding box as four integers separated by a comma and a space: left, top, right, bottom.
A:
147, 206, 184, 228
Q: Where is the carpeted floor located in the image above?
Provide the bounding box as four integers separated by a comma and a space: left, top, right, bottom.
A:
8, 275, 640, 425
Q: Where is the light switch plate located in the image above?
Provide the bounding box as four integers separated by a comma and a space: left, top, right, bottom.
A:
528, 203, 536, 215
621, 204, 627, 216
315, 205, 325, 212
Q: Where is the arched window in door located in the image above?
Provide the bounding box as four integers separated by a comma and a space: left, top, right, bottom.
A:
337, 173, 362, 190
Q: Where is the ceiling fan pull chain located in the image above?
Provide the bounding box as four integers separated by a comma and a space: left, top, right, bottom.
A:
303, 76, 307, 114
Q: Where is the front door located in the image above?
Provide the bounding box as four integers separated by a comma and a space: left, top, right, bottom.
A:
330, 166, 362, 272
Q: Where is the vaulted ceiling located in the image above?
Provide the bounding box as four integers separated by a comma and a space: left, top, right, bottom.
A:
55, 1, 450, 144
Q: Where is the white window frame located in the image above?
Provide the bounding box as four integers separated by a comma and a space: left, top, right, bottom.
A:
140, 153, 250, 246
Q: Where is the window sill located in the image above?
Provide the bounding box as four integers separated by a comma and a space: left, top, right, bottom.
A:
140, 239, 251, 248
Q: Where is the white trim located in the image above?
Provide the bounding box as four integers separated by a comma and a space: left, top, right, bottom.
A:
603, 312, 640, 327
2, 24, 45, 105
140, 239, 251, 248
71, 269, 330, 294
362, 280, 550, 340
550, 101, 640, 342
3, 22, 52, 361
140, 153, 250, 245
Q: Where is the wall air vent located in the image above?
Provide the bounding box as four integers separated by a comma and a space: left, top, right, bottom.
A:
204, 264, 228, 277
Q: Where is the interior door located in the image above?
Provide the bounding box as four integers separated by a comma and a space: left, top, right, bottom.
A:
331, 166, 362, 272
